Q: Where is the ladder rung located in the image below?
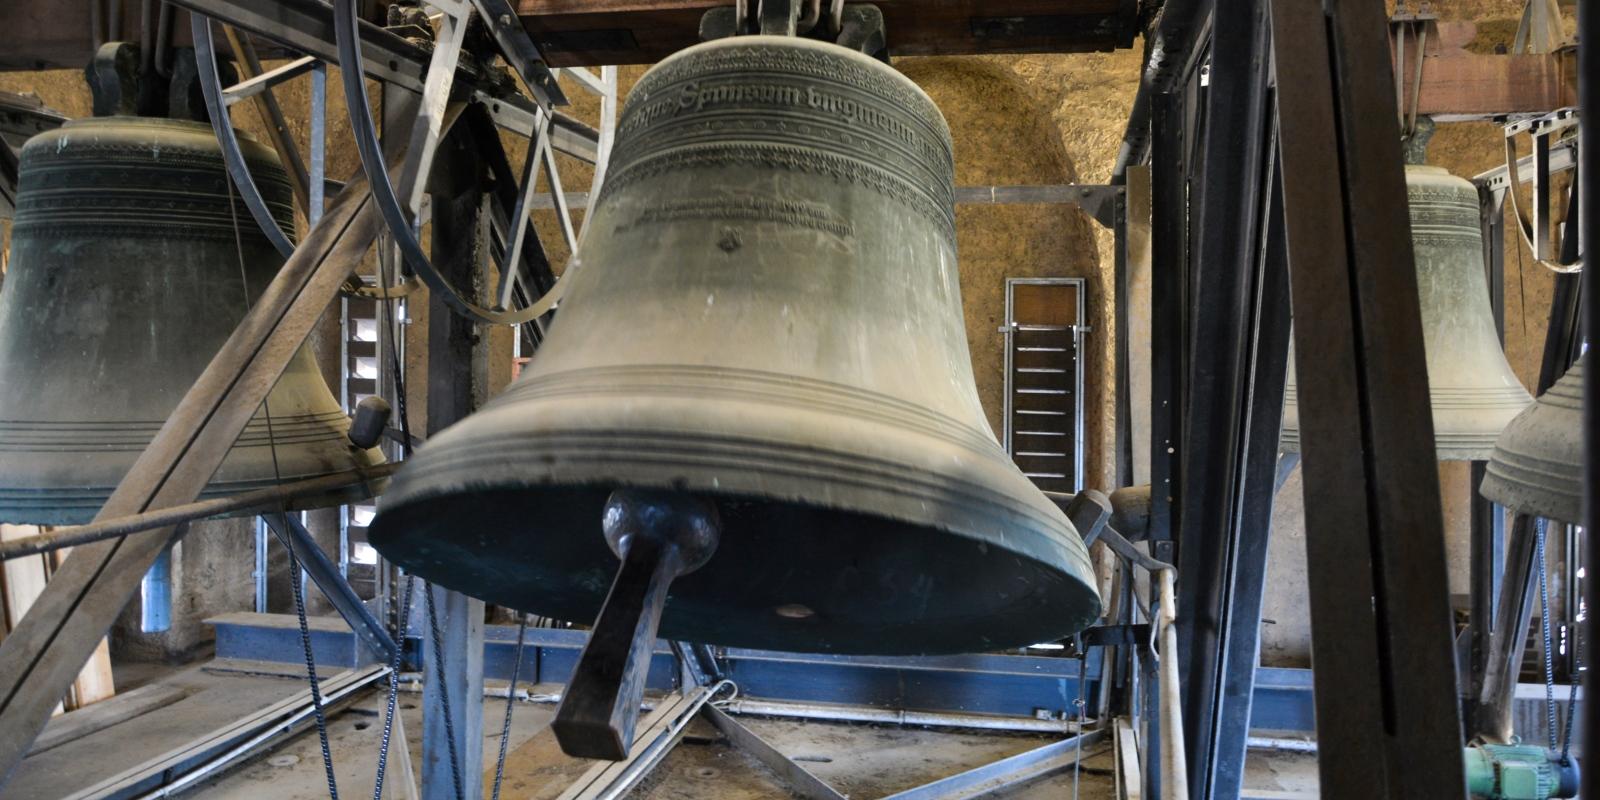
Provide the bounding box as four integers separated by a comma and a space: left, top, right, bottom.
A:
1024, 472, 1068, 479
1016, 367, 1067, 374
1016, 409, 1067, 416
1016, 452, 1067, 458
1016, 389, 1068, 395
1017, 346, 1068, 352
1015, 430, 1066, 436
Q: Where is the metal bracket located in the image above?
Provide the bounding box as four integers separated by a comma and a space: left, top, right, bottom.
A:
699, 1, 887, 60
260, 513, 399, 664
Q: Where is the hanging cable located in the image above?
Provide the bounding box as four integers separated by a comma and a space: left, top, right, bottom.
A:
372, 572, 415, 800
1537, 519, 1558, 749
491, 613, 530, 800
225, 171, 339, 798
426, 584, 466, 800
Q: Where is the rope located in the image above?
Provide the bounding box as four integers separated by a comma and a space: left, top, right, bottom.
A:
1560, 614, 1581, 762
1072, 643, 1086, 800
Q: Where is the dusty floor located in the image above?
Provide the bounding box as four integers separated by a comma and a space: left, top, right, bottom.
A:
13, 659, 1320, 799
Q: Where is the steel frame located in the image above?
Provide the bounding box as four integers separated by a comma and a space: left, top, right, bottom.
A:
1272, 0, 1467, 794
1169, 4, 1290, 797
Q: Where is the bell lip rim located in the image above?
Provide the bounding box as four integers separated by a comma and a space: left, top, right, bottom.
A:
373, 472, 1097, 581
368, 482, 1104, 654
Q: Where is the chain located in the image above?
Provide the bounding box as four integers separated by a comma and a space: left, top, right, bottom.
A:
425, 583, 466, 800
372, 573, 416, 800
1537, 519, 1558, 749
289, 539, 341, 799
226, 170, 338, 799
490, 614, 530, 800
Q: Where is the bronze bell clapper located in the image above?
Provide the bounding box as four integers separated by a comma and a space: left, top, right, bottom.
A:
370, 35, 1102, 758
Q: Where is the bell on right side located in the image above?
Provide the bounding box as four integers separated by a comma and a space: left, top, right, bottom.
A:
1480, 354, 1587, 525
1281, 164, 1533, 459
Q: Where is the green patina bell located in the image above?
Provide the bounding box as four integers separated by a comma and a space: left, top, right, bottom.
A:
0, 116, 381, 524
1282, 165, 1533, 460
371, 36, 1101, 655
1481, 354, 1587, 525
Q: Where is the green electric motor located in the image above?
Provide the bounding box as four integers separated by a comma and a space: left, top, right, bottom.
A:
1465, 744, 1579, 800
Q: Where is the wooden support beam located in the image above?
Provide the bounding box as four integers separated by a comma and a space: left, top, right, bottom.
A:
1, 528, 112, 713
0, 0, 1139, 71
515, 0, 1136, 66
1392, 20, 1577, 120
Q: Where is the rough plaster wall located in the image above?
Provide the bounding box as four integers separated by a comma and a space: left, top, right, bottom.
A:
895, 57, 1107, 479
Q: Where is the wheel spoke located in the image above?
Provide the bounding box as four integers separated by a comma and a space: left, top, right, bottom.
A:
223, 26, 313, 214
223, 56, 318, 106
497, 117, 552, 310
190, 15, 297, 258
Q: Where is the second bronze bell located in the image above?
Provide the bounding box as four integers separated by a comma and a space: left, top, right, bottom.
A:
1281, 164, 1533, 460
0, 116, 382, 525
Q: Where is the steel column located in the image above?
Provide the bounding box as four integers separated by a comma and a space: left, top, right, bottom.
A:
1580, 0, 1597, 790
420, 119, 491, 800
1143, 85, 1189, 800
260, 513, 399, 664
1270, 0, 1467, 794
1172, 2, 1290, 797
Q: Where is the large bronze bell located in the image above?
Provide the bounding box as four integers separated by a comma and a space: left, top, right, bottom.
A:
0, 117, 381, 525
371, 36, 1102, 657
1481, 354, 1587, 525
1282, 165, 1533, 459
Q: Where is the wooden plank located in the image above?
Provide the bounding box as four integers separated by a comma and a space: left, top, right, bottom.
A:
51, 548, 115, 711
27, 683, 187, 756
1386, 19, 1577, 119
2, 526, 63, 717
1405, 53, 1578, 119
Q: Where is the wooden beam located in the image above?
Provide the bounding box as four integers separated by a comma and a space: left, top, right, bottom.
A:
1391, 20, 1577, 120
48, 549, 115, 711
0, 0, 1137, 72
515, 0, 1134, 66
